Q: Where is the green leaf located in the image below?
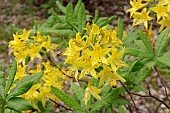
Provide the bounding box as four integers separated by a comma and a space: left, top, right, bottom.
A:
74, 0, 83, 17
43, 12, 58, 27
70, 82, 88, 110
56, 1, 66, 14
134, 66, 151, 84
40, 28, 76, 36
6, 97, 33, 111
118, 106, 126, 113
66, 2, 74, 23
10, 25, 22, 34
0, 65, 5, 98
134, 39, 152, 59
51, 86, 85, 111
97, 18, 108, 27
4, 108, 21, 113
123, 29, 140, 46
117, 99, 129, 105
96, 16, 116, 28
70, 82, 84, 101
93, 9, 99, 24
54, 23, 71, 30
156, 51, 170, 67
77, 3, 86, 33
133, 85, 147, 92
54, 15, 66, 23
124, 48, 148, 58
7, 71, 43, 99
118, 18, 124, 40
155, 27, 170, 57
105, 107, 112, 113
138, 30, 154, 57
101, 85, 111, 96
129, 60, 144, 73
5, 60, 17, 96
108, 16, 116, 22
90, 88, 124, 112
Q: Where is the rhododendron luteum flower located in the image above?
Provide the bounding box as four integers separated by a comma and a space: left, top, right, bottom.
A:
9, 29, 58, 64
127, 0, 170, 32
83, 79, 102, 105
21, 62, 67, 107
64, 23, 127, 104
9, 29, 66, 108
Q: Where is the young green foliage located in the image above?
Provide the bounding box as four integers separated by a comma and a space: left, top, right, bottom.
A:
5, 60, 17, 96
0, 65, 5, 99
118, 18, 124, 40
51, 86, 85, 112
156, 51, 170, 68
6, 97, 33, 111
7, 71, 44, 99
155, 28, 170, 57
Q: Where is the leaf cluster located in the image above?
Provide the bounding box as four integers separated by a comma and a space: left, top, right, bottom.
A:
0, 60, 43, 113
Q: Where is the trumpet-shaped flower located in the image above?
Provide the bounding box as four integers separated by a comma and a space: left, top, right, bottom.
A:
150, 4, 169, 21
64, 23, 127, 104
15, 65, 27, 81
28, 43, 42, 61
157, 17, 170, 32
127, 0, 148, 17
83, 79, 102, 105
133, 8, 153, 29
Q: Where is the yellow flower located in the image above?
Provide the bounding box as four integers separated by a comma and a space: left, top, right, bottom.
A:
107, 48, 127, 72
78, 55, 100, 79
42, 36, 58, 54
22, 84, 41, 108
15, 65, 27, 81
157, 17, 170, 32
29, 64, 42, 74
91, 24, 100, 34
64, 23, 127, 83
84, 22, 91, 33
127, 0, 148, 17
89, 43, 110, 65
31, 32, 46, 44
19, 29, 32, 41
83, 79, 102, 105
143, 0, 153, 3
150, 4, 169, 21
133, 8, 153, 29
28, 43, 42, 61
98, 64, 126, 86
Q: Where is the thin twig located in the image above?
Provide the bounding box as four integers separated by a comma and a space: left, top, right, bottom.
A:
49, 98, 73, 111
148, 87, 170, 109
119, 81, 139, 113
120, 94, 133, 113
154, 67, 170, 104
125, 87, 170, 109
119, 81, 170, 110
46, 53, 87, 82
154, 102, 162, 113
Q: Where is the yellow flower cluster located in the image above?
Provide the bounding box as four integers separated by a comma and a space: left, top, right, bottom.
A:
9, 29, 57, 64
64, 23, 127, 104
9, 29, 67, 109
127, 0, 170, 32
22, 62, 67, 108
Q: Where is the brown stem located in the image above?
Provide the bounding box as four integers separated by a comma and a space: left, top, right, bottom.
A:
154, 102, 162, 113
148, 87, 170, 109
119, 81, 139, 113
49, 98, 73, 111
154, 67, 170, 104
46, 53, 87, 82
119, 81, 170, 110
